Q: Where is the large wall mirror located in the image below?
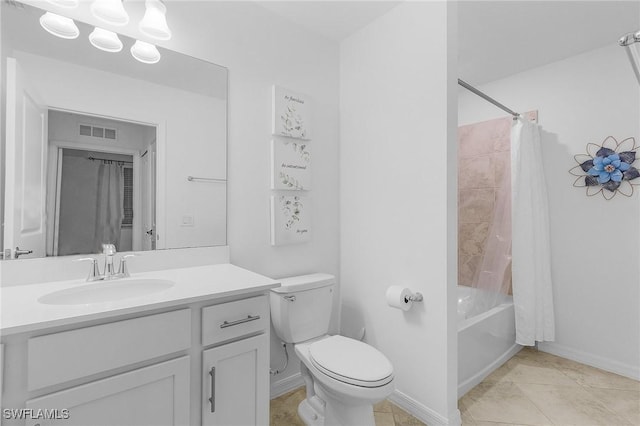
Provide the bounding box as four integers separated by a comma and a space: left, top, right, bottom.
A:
1, 1, 228, 260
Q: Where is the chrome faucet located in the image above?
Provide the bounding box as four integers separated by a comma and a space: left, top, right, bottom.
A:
102, 244, 118, 280
74, 245, 136, 282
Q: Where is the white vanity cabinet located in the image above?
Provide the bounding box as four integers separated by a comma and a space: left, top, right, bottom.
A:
1, 291, 273, 426
201, 296, 270, 426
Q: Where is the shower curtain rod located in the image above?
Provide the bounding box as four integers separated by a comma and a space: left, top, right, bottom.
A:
87, 156, 133, 164
458, 79, 521, 119
619, 30, 640, 85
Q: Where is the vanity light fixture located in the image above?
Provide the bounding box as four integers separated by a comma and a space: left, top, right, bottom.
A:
139, 0, 171, 41
89, 27, 123, 52
90, 0, 129, 26
39, 12, 79, 39
131, 40, 161, 64
45, 0, 79, 8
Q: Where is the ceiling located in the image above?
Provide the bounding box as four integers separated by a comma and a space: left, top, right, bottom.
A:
255, 1, 639, 85
458, 1, 640, 85
255, 1, 400, 41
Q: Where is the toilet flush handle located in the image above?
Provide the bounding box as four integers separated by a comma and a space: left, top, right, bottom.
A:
284, 295, 296, 302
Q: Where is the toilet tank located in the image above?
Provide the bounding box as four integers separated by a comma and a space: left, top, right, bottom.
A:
270, 273, 335, 344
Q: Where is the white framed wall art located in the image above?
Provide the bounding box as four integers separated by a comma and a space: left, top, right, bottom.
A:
270, 195, 311, 246
271, 139, 311, 190
272, 85, 312, 140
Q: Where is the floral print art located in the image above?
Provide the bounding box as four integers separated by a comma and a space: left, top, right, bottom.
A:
570, 136, 639, 200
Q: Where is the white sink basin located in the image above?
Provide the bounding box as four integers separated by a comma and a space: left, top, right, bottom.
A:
38, 279, 174, 305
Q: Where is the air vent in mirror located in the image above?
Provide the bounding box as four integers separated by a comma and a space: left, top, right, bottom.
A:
79, 124, 117, 140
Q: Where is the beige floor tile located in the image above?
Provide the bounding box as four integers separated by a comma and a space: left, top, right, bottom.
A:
374, 411, 396, 426
270, 387, 306, 426
517, 383, 633, 426
463, 382, 552, 425
391, 404, 427, 426
474, 422, 531, 426
460, 407, 477, 425
393, 412, 427, 426
522, 352, 640, 392
482, 354, 577, 388
584, 387, 640, 425
270, 388, 429, 426
374, 399, 394, 413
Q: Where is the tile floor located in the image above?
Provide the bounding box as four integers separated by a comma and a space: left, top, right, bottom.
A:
270, 387, 426, 426
460, 347, 640, 426
270, 347, 640, 426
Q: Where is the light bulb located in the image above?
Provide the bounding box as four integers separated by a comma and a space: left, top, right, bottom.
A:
45, 0, 79, 8
89, 27, 123, 52
39, 12, 79, 39
139, 0, 171, 41
90, 0, 129, 26
131, 40, 161, 64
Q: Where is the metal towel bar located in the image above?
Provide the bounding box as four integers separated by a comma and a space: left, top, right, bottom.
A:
187, 176, 226, 183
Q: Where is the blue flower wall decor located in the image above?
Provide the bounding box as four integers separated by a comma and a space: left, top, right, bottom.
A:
570, 136, 639, 200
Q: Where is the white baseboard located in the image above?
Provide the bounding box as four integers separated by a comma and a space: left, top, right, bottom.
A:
388, 390, 461, 426
538, 342, 640, 381
270, 372, 304, 399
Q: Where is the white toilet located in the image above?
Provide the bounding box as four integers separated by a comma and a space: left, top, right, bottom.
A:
270, 273, 395, 426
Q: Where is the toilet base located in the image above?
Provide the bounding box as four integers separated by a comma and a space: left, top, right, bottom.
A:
316, 385, 376, 426
297, 385, 376, 426
298, 397, 324, 426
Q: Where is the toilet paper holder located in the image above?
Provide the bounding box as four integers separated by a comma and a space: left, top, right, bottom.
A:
405, 292, 423, 303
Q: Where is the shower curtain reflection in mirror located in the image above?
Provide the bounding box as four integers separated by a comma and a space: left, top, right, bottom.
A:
56, 150, 131, 256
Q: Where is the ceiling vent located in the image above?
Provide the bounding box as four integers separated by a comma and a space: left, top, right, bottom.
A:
79, 123, 117, 140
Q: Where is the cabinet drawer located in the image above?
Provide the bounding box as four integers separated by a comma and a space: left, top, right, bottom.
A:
28, 309, 191, 391
202, 296, 269, 346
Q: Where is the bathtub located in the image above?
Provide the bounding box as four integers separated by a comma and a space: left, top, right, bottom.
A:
457, 285, 521, 397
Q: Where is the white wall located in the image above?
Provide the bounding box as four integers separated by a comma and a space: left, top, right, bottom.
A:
2, 1, 340, 394
340, 2, 459, 425
160, 1, 341, 393
459, 44, 640, 379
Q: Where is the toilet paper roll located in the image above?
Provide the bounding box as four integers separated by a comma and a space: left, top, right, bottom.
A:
386, 286, 413, 311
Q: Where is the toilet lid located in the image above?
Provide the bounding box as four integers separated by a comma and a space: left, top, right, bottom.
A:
309, 335, 394, 387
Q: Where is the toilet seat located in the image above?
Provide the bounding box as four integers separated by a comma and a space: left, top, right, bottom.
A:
308, 335, 394, 388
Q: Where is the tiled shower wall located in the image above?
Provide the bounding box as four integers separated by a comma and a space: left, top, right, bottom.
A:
457, 116, 512, 287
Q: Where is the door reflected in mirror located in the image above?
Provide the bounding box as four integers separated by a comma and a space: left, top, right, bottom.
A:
49, 111, 156, 256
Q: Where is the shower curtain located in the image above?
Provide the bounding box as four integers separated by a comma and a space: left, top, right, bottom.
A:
93, 162, 124, 253
511, 118, 555, 346
469, 150, 512, 317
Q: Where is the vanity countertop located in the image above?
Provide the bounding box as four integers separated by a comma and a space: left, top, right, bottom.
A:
1, 264, 280, 336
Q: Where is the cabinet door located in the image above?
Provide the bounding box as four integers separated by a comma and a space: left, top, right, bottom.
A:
25, 356, 190, 426
202, 334, 268, 426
